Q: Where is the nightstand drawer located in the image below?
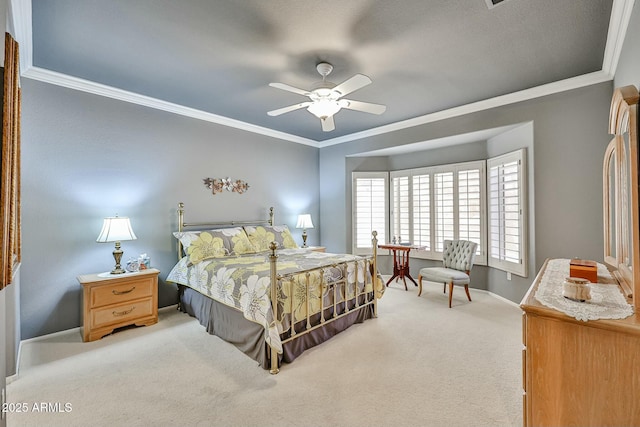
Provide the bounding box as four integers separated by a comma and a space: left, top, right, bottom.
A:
78, 268, 160, 342
91, 297, 154, 329
91, 277, 154, 307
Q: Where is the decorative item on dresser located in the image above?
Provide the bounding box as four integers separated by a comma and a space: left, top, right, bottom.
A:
521, 85, 640, 426
77, 268, 160, 342
167, 203, 383, 374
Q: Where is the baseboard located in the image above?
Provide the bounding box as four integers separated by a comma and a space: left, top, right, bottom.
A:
13, 304, 180, 376
6, 372, 19, 385
18, 326, 82, 346
14, 327, 82, 376
159, 304, 178, 313
474, 288, 521, 309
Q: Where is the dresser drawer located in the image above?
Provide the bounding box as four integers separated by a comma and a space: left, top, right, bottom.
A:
90, 276, 154, 308
91, 297, 154, 329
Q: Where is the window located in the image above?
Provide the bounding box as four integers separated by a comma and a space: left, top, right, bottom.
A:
390, 161, 486, 264
434, 171, 454, 252
391, 175, 409, 244
487, 149, 527, 276
412, 174, 430, 250
353, 152, 528, 275
458, 169, 483, 248
352, 172, 388, 254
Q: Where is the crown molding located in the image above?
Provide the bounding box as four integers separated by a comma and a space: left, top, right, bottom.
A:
12, 0, 634, 148
9, 0, 32, 73
602, 0, 635, 76
22, 67, 320, 147
318, 70, 613, 148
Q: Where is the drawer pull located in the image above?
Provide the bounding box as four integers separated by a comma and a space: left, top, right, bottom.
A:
112, 287, 135, 295
112, 307, 135, 317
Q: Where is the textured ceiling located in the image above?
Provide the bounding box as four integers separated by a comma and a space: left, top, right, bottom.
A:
31, 0, 614, 142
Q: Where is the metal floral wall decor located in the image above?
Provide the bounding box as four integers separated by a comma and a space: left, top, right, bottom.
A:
203, 177, 250, 195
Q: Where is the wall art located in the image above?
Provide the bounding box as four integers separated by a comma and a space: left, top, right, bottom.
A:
203, 177, 250, 195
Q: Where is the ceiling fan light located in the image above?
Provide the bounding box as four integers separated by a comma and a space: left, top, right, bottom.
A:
307, 99, 342, 119
316, 88, 333, 96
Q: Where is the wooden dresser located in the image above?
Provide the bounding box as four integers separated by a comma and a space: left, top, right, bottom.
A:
520, 259, 640, 426
77, 268, 159, 342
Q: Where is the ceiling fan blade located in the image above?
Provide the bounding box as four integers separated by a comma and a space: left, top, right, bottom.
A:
341, 99, 386, 115
267, 101, 312, 116
320, 115, 335, 132
269, 82, 311, 96
332, 74, 372, 97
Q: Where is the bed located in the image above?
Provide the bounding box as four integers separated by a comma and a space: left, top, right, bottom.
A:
166, 203, 383, 374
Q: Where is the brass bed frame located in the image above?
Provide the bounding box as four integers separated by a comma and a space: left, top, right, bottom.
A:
176, 202, 379, 374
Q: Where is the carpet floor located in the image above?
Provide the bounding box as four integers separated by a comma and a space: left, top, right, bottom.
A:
7, 280, 523, 427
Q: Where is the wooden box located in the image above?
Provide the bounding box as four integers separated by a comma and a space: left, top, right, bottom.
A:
569, 259, 597, 283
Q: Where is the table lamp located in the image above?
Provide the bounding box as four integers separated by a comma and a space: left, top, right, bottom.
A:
96, 215, 137, 274
296, 214, 314, 248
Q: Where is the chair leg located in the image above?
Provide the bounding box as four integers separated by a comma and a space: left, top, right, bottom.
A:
448, 282, 454, 308
464, 284, 472, 302
443, 284, 446, 293
417, 275, 423, 297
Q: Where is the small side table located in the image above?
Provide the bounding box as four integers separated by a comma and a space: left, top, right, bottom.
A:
307, 246, 326, 253
77, 268, 160, 342
378, 244, 418, 290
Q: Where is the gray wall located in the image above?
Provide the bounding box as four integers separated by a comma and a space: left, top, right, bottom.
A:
20, 79, 320, 340
319, 81, 612, 303
14, 0, 640, 342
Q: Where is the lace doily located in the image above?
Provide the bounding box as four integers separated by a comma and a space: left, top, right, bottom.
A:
534, 258, 634, 321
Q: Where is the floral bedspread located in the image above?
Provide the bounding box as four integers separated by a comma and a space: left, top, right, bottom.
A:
166, 248, 383, 353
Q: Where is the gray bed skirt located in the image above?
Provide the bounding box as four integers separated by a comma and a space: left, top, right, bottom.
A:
179, 286, 375, 370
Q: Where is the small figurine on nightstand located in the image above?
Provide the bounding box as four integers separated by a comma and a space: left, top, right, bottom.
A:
126, 258, 139, 272
138, 253, 150, 270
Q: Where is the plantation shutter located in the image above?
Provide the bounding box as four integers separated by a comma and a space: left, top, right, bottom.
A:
412, 174, 430, 250
434, 171, 454, 252
353, 172, 388, 254
458, 169, 482, 255
391, 175, 410, 244
488, 149, 527, 276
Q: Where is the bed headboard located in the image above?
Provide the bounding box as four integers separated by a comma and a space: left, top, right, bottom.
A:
176, 202, 274, 259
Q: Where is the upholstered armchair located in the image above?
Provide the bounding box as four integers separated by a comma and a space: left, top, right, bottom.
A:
417, 240, 478, 308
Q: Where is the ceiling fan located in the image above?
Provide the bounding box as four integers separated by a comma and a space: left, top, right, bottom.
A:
267, 62, 386, 132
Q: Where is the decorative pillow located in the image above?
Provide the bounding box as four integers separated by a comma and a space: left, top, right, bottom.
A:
173, 227, 256, 264
244, 225, 298, 252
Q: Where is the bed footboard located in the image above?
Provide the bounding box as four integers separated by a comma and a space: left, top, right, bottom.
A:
267, 231, 380, 374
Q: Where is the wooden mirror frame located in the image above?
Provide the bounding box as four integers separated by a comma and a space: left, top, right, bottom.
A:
1, 33, 21, 289
603, 85, 639, 308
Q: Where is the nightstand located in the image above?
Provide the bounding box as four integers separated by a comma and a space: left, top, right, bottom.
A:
308, 246, 326, 253
77, 268, 160, 342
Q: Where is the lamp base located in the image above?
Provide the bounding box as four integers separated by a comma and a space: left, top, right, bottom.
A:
110, 241, 126, 274
301, 230, 308, 248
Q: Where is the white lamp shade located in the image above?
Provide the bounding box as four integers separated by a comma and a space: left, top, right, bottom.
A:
296, 214, 314, 229
96, 216, 137, 242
